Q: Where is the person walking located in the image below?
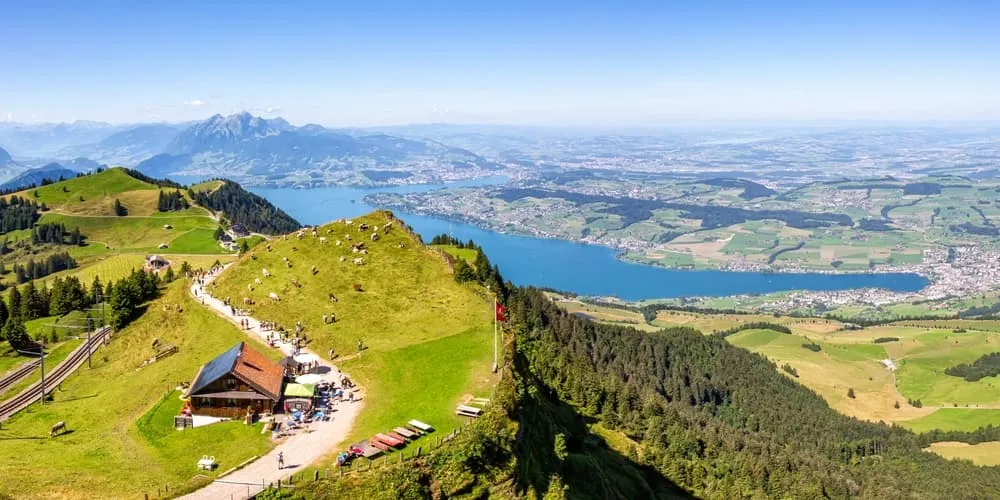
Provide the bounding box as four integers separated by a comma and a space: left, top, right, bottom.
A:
328, 348, 334, 360
277, 451, 285, 470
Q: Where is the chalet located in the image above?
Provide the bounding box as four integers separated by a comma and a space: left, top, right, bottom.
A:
186, 342, 284, 418
145, 255, 170, 273
231, 224, 249, 237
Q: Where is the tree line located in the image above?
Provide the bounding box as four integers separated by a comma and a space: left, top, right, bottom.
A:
945, 352, 1000, 382
157, 190, 190, 211
31, 222, 84, 246
190, 181, 301, 234
0, 196, 42, 234
11, 252, 77, 284
0, 267, 166, 349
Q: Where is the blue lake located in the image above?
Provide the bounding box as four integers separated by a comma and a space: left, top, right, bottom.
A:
234, 180, 929, 301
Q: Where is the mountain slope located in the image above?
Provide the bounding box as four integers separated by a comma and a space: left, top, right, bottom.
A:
152, 112, 500, 185
59, 123, 185, 165
0, 121, 124, 157
0, 163, 77, 191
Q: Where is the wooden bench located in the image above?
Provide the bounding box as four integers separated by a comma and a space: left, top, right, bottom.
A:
394, 426, 418, 439
408, 419, 433, 432
456, 405, 482, 417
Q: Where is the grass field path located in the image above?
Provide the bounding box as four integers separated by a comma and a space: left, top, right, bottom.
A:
180, 266, 362, 500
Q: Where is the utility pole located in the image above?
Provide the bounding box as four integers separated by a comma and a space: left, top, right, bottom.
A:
15, 346, 45, 405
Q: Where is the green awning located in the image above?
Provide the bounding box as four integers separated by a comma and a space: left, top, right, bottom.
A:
283, 383, 315, 398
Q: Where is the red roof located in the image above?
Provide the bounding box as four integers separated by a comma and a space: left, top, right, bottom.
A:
233, 343, 284, 401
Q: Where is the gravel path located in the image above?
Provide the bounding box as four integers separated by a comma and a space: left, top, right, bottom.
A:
180, 266, 362, 499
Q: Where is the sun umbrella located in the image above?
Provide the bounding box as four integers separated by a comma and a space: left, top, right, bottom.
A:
295, 373, 323, 385
293, 353, 319, 364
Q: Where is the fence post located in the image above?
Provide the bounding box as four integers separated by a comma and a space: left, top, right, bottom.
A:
314, 470, 320, 481
400, 451, 404, 463
416, 446, 422, 457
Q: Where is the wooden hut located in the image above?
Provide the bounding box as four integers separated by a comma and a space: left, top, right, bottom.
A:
186, 342, 283, 418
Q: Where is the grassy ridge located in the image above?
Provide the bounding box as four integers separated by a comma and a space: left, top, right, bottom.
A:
210, 211, 498, 449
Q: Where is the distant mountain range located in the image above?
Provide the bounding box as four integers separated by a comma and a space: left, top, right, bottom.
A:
0, 162, 77, 191
0, 113, 503, 187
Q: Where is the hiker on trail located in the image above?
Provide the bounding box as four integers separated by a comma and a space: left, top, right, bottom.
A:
348, 391, 355, 403
277, 451, 284, 470
328, 348, 334, 360
357, 339, 363, 352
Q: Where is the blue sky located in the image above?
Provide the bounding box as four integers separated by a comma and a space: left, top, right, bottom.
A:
1, 0, 998, 125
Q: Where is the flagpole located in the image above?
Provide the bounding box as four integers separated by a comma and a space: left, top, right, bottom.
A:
493, 295, 498, 373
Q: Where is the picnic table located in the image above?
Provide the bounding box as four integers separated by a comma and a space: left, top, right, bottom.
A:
197, 455, 217, 470
408, 419, 433, 432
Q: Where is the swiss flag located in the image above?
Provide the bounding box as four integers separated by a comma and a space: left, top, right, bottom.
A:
495, 303, 507, 322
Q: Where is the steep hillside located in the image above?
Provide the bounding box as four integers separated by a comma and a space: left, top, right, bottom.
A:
189, 180, 300, 234
279, 287, 1000, 499
209, 210, 498, 442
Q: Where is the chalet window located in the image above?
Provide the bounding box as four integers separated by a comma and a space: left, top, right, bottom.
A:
227, 398, 238, 407
225, 378, 237, 389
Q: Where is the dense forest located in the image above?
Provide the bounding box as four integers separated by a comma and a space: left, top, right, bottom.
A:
0, 196, 42, 234
11, 252, 77, 283
275, 284, 1000, 499
945, 352, 1000, 382
30, 222, 83, 246
157, 190, 190, 211
190, 181, 301, 234
494, 188, 853, 230
123, 168, 184, 189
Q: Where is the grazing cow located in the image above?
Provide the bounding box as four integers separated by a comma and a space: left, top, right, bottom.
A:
339, 256, 346, 262
345, 234, 352, 241
345, 219, 353, 225
360, 249, 368, 255
353, 283, 364, 292
282, 256, 289, 262
312, 229, 318, 236
266, 244, 272, 252
291, 246, 298, 252
255, 278, 263, 285
327, 228, 335, 234
243, 297, 254, 305
370, 232, 379, 241
247, 283, 254, 292
353, 258, 364, 266
290, 278, 301, 288
329, 293, 338, 302
311, 265, 319, 275
262, 269, 271, 277
268, 292, 281, 302
50, 421, 66, 437
397, 242, 405, 249
335, 240, 342, 246
358, 223, 370, 231
373, 225, 379, 232
328, 312, 336, 323
319, 237, 328, 243
285, 261, 292, 268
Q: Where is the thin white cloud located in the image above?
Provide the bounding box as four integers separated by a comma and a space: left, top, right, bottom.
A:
184, 99, 208, 107
263, 106, 283, 114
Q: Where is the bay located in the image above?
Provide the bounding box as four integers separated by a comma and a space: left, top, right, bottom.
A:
241, 181, 929, 301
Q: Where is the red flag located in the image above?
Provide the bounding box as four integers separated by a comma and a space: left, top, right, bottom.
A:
495, 303, 507, 322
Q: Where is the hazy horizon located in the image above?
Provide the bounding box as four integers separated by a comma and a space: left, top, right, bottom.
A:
3, 1, 999, 125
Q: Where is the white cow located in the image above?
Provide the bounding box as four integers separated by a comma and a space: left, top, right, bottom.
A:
254, 278, 263, 285
353, 258, 365, 265
262, 268, 271, 277
268, 292, 281, 302
339, 256, 346, 262
319, 237, 328, 243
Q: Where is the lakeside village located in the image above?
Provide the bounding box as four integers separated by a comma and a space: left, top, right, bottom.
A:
665, 245, 1000, 314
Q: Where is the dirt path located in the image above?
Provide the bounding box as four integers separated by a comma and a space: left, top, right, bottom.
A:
180, 266, 362, 499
